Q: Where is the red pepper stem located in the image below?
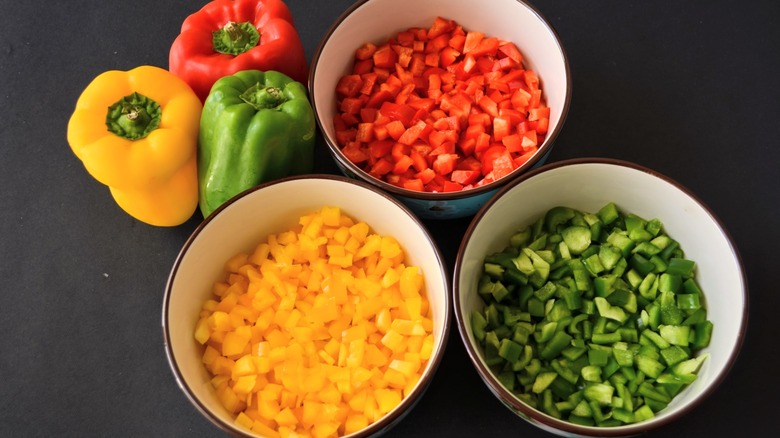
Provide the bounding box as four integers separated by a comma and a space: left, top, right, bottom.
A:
240, 84, 287, 110
212, 21, 260, 56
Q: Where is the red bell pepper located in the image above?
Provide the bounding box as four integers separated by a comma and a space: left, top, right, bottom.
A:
169, 0, 308, 102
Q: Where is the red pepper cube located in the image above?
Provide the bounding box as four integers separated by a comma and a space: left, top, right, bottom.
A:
356, 42, 378, 60
428, 17, 456, 39
373, 44, 398, 69
402, 178, 425, 192
336, 75, 363, 97
415, 167, 436, 184
498, 42, 524, 64
492, 115, 512, 142
369, 157, 394, 176
369, 140, 394, 158
433, 153, 457, 176
392, 154, 415, 175
398, 120, 432, 146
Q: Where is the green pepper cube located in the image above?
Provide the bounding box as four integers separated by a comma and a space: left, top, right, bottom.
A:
692, 320, 714, 349
583, 383, 614, 406
636, 355, 665, 379
534, 281, 558, 301
532, 372, 559, 394
598, 202, 620, 225
471, 311, 488, 342
510, 227, 532, 248
498, 338, 524, 363
581, 365, 603, 382
541, 331, 574, 360
612, 348, 634, 367
607, 231, 635, 257
633, 404, 655, 422
667, 258, 696, 277
660, 325, 691, 347
545, 206, 576, 233
594, 297, 627, 323
588, 348, 610, 367
671, 354, 709, 377
496, 370, 515, 391
562, 226, 592, 255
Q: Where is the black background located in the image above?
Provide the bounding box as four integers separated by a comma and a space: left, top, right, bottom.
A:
1, 0, 778, 436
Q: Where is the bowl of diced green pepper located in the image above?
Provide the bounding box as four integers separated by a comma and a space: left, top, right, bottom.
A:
453, 158, 748, 436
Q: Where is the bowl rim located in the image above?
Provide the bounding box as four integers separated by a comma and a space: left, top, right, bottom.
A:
452, 157, 749, 436
162, 173, 453, 438
308, 0, 573, 201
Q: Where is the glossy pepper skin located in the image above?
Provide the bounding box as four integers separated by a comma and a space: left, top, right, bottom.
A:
169, 0, 308, 102
66, 66, 202, 226
198, 69, 315, 217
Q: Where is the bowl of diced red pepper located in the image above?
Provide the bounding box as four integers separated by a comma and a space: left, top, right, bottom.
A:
309, 0, 571, 220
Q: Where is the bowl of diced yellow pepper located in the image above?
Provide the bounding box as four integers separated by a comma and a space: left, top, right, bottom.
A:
163, 174, 451, 437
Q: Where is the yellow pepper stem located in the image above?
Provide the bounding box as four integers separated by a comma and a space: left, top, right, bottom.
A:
105, 92, 161, 140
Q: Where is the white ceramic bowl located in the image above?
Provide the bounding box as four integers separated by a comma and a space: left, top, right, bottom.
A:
309, 0, 571, 220
163, 175, 451, 437
454, 158, 748, 437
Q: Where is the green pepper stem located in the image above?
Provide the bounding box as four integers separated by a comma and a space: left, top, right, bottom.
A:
240, 84, 287, 110
105, 92, 161, 140
212, 21, 260, 56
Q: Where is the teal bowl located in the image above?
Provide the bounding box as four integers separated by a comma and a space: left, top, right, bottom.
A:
309, 0, 571, 220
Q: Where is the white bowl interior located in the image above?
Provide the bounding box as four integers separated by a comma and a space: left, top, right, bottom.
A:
457, 161, 746, 433
165, 177, 450, 436
312, 0, 569, 163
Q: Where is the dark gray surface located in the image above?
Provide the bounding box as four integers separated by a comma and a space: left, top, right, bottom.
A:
1, 0, 777, 436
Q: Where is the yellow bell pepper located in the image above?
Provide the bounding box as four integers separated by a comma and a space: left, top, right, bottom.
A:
67, 65, 202, 226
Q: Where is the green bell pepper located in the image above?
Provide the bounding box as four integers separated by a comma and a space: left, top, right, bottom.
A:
198, 70, 315, 217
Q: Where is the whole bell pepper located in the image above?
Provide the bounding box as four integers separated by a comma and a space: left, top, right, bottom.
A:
169, 0, 308, 102
67, 65, 202, 227
198, 69, 315, 217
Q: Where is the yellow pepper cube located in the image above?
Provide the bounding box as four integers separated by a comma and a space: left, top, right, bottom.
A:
320, 206, 342, 227
333, 226, 350, 245
235, 411, 254, 430
420, 334, 435, 360
201, 345, 220, 367
312, 422, 340, 438
274, 407, 298, 427
208, 310, 232, 332
374, 388, 402, 415
225, 253, 249, 273
399, 266, 423, 298
251, 420, 281, 438
375, 308, 392, 334
380, 329, 406, 353
344, 414, 369, 435
379, 236, 402, 259
355, 234, 381, 260
382, 367, 407, 388
257, 399, 281, 421
389, 359, 420, 378
222, 330, 251, 357
217, 385, 244, 414
301, 399, 323, 426
328, 253, 353, 268
233, 374, 257, 396
349, 221, 370, 241
194, 318, 211, 344
232, 355, 256, 379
